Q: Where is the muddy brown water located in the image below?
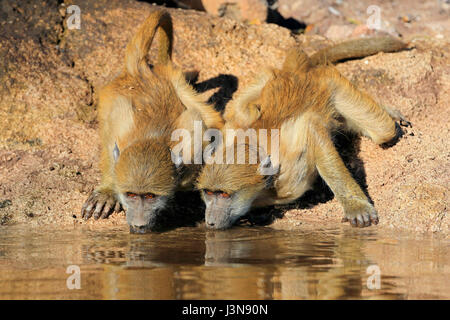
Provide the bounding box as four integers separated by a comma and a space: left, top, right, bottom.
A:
0, 224, 448, 299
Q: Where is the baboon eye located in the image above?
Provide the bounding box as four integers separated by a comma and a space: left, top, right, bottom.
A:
204, 190, 231, 198
126, 192, 138, 199
143, 193, 156, 199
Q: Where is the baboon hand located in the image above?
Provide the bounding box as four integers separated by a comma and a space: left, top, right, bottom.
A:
341, 200, 379, 228
81, 189, 122, 220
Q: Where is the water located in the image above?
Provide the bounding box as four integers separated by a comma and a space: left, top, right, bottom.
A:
0, 224, 448, 299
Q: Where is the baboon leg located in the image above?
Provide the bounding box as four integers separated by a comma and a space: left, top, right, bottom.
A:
309, 119, 378, 227
81, 144, 121, 220
324, 66, 399, 145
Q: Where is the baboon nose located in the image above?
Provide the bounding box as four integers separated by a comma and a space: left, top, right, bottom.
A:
130, 225, 147, 234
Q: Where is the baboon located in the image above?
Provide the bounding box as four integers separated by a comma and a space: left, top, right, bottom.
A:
81, 10, 223, 232
197, 37, 409, 229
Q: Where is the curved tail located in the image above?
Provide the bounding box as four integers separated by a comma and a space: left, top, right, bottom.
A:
309, 36, 407, 66
125, 10, 173, 76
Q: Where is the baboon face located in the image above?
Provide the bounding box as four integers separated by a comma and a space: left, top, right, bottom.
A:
118, 192, 169, 233
197, 161, 272, 229
114, 140, 176, 232
200, 187, 259, 230
197, 142, 277, 230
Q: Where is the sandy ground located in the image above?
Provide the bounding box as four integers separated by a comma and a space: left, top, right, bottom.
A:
0, 0, 448, 234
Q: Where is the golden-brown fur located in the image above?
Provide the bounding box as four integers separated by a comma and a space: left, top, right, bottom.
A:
81, 10, 223, 227
197, 37, 408, 229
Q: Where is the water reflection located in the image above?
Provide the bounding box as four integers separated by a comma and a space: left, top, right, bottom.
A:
0, 225, 448, 299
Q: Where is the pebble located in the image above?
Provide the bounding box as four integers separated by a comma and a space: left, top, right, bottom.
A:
328, 6, 341, 16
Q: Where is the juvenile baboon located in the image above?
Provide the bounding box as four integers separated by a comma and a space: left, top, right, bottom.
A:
81, 10, 223, 232
197, 37, 409, 229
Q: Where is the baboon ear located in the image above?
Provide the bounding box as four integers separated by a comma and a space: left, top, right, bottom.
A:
203, 143, 216, 157
250, 103, 261, 116
258, 155, 279, 176
113, 142, 120, 162
170, 148, 184, 169
259, 155, 272, 170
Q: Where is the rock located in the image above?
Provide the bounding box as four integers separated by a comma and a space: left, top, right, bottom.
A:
60, 0, 300, 90
351, 24, 376, 37
201, 0, 268, 22
350, 24, 395, 38
325, 24, 354, 41
278, 0, 450, 39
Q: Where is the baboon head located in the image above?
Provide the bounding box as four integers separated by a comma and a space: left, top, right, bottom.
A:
114, 139, 177, 233
197, 143, 277, 229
